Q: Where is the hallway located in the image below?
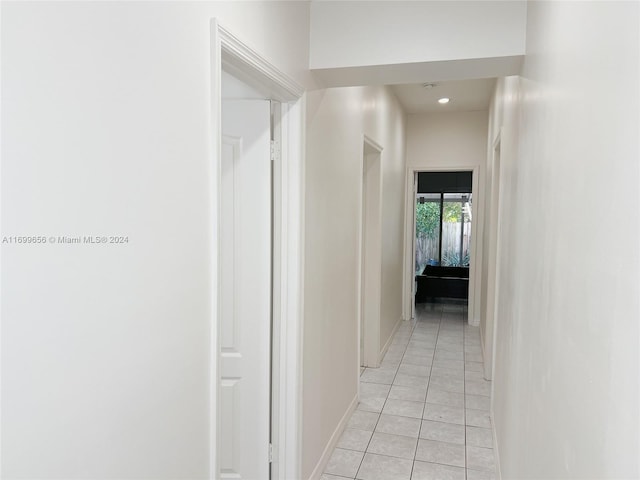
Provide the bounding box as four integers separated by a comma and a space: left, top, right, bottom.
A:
323, 303, 496, 480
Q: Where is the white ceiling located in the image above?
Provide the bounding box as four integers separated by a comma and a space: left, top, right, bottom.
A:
391, 78, 496, 114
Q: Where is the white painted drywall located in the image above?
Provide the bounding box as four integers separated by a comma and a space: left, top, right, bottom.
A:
405, 111, 488, 326
310, 1, 527, 69
363, 88, 407, 358
303, 85, 406, 478
488, 1, 639, 477
1, 2, 311, 478
406, 111, 488, 169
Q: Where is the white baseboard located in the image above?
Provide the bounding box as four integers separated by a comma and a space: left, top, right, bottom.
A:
379, 317, 403, 362
308, 394, 358, 480
490, 407, 502, 480
479, 326, 491, 381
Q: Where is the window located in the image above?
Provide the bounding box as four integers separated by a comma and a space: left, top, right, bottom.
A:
415, 192, 472, 273
415, 194, 441, 274
442, 193, 471, 267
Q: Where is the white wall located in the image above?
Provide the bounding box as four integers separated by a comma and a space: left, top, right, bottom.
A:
488, 1, 639, 478
405, 111, 488, 325
310, 1, 526, 69
303, 85, 406, 478
309, 1, 526, 87
1, 2, 311, 478
406, 111, 488, 169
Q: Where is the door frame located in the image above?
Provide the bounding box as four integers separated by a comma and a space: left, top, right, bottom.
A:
210, 20, 304, 480
483, 131, 503, 381
402, 165, 482, 325
357, 135, 384, 370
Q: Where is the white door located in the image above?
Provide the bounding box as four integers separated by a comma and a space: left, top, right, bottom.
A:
219, 98, 272, 479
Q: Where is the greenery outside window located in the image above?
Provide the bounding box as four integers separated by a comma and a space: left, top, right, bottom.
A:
415, 192, 472, 274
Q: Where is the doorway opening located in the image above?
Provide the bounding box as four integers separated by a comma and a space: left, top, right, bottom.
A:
411, 171, 474, 317
359, 136, 383, 369
211, 21, 304, 480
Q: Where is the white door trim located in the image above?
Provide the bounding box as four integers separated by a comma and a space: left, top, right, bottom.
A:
485, 130, 504, 382
402, 165, 482, 326
357, 135, 384, 369
210, 19, 304, 480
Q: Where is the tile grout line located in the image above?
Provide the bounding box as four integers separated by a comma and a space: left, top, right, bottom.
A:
463, 306, 468, 480
413, 302, 442, 478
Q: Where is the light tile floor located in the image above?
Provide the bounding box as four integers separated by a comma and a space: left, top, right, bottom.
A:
322, 302, 496, 480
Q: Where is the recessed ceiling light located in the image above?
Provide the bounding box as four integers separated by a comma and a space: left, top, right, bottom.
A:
438, 97, 450, 104
422, 83, 438, 89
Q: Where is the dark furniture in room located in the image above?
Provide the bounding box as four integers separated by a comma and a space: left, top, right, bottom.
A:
415, 265, 469, 303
